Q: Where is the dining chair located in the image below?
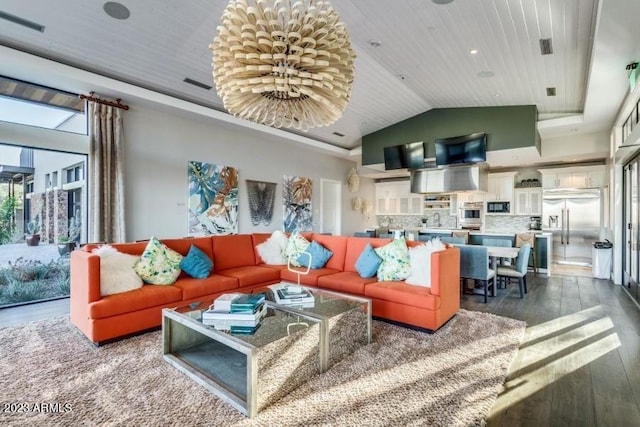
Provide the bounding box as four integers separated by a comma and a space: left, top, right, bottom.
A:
458, 244, 495, 303
496, 243, 531, 298
482, 238, 513, 267
353, 232, 371, 238
515, 233, 537, 275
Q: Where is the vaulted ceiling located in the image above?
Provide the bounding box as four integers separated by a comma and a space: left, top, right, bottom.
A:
0, 0, 639, 159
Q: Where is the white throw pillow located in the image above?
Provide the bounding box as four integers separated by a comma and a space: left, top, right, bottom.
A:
405, 242, 447, 287
92, 246, 143, 296
256, 230, 289, 265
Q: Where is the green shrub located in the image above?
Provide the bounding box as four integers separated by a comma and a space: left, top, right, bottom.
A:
2, 280, 45, 304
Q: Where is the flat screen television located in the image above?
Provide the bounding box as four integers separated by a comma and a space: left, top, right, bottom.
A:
384, 141, 424, 170
434, 132, 487, 166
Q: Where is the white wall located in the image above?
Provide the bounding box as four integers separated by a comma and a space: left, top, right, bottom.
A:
123, 101, 374, 240
541, 131, 609, 160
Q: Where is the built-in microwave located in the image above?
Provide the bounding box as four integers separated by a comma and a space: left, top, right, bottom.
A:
486, 201, 511, 214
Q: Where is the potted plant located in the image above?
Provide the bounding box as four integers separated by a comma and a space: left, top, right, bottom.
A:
25, 214, 41, 246
57, 211, 81, 256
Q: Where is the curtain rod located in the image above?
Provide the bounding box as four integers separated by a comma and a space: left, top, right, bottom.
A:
79, 92, 129, 110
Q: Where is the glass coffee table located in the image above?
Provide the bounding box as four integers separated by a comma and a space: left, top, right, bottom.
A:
162, 301, 322, 418
263, 283, 372, 372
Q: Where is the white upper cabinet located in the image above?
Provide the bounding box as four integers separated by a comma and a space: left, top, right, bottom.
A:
375, 181, 423, 215
514, 188, 542, 215
540, 165, 606, 189
485, 172, 516, 202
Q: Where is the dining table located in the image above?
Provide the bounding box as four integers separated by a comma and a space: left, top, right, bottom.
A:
485, 245, 520, 291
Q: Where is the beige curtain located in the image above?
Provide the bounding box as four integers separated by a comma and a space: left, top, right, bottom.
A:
88, 101, 126, 243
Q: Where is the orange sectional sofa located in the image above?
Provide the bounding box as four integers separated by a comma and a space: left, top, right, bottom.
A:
70, 233, 460, 344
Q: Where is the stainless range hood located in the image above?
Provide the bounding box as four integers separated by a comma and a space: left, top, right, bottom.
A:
410, 163, 489, 194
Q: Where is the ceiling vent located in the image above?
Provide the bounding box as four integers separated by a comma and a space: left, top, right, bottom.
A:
539, 38, 553, 55
183, 78, 212, 90
546, 87, 557, 96
0, 11, 45, 32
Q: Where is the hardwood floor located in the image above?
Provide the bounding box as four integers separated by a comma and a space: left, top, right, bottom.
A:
0, 298, 70, 327
462, 272, 640, 426
2, 273, 640, 426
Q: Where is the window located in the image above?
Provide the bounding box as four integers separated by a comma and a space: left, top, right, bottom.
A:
52, 171, 58, 189
45, 173, 50, 189
65, 164, 84, 184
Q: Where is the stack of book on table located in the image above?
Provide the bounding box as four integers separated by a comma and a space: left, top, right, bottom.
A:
202, 293, 266, 334
269, 284, 315, 308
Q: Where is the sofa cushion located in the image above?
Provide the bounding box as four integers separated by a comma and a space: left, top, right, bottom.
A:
134, 237, 184, 285
173, 275, 239, 300
281, 267, 339, 286
344, 237, 392, 273
212, 235, 256, 271
364, 281, 439, 311
217, 265, 281, 287
298, 240, 333, 269
355, 243, 382, 278
92, 245, 143, 296
374, 238, 411, 282
317, 271, 377, 295
310, 234, 348, 271
283, 232, 310, 267
255, 230, 288, 265
89, 284, 183, 319
161, 236, 214, 259
179, 245, 214, 279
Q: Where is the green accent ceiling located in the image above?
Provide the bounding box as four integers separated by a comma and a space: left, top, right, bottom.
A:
362, 105, 539, 165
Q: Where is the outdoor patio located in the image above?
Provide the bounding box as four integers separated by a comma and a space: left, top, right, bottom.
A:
0, 242, 63, 267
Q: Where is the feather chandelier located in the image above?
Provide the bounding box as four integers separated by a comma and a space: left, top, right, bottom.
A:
210, 0, 356, 130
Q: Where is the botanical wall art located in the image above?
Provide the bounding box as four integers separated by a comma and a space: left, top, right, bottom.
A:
282, 175, 312, 232
188, 161, 239, 235
246, 180, 277, 226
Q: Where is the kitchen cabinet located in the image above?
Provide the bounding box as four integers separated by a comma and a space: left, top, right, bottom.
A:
540, 166, 605, 189
485, 172, 516, 202
514, 188, 542, 215
375, 181, 423, 215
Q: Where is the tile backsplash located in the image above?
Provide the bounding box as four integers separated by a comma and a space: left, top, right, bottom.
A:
374, 213, 535, 233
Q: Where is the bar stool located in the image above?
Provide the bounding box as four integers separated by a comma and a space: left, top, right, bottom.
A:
515, 233, 537, 275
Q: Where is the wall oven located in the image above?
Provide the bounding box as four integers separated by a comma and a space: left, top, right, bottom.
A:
486, 201, 511, 214
458, 202, 483, 230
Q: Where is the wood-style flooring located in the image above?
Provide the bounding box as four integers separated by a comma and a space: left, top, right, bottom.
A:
462, 272, 640, 426
1, 272, 639, 426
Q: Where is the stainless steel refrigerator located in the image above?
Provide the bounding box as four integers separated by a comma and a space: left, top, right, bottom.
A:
542, 188, 601, 266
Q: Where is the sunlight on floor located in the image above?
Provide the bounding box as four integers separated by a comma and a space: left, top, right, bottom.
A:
490, 307, 621, 415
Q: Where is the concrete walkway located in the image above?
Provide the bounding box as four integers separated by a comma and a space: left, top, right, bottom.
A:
0, 243, 63, 267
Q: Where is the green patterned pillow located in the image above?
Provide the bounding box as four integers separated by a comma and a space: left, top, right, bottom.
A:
283, 232, 310, 267
134, 237, 184, 285
374, 237, 411, 281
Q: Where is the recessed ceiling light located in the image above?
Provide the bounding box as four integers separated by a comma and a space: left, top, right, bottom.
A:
432, 0, 454, 4
494, 94, 501, 97
103, 2, 130, 20
0, 11, 45, 32
369, 40, 382, 48
183, 78, 212, 90
469, 49, 478, 55
332, 131, 345, 137
398, 74, 408, 81
477, 71, 495, 78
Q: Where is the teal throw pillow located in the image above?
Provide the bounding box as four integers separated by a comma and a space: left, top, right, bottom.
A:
355, 243, 382, 278
180, 245, 213, 279
297, 240, 333, 269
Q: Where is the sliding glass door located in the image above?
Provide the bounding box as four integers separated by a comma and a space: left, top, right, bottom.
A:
623, 157, 640, 301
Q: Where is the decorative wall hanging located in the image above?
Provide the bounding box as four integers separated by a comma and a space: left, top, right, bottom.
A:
361, 200, 373, 219
246, 179, 277, 226
351, 196, 362, 211
347, 167, 360, 193
282, 175, 312, 232
209, 0, 356, 130
188, 161, 239, 235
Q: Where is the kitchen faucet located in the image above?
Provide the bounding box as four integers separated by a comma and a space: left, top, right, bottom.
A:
431, 212, 441, 228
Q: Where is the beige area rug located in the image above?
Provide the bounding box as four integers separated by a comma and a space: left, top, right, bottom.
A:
0, 309, 525, 427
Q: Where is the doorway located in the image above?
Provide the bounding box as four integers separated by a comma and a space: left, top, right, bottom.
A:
320, 179, 342, 235
623, 158, 639, 301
